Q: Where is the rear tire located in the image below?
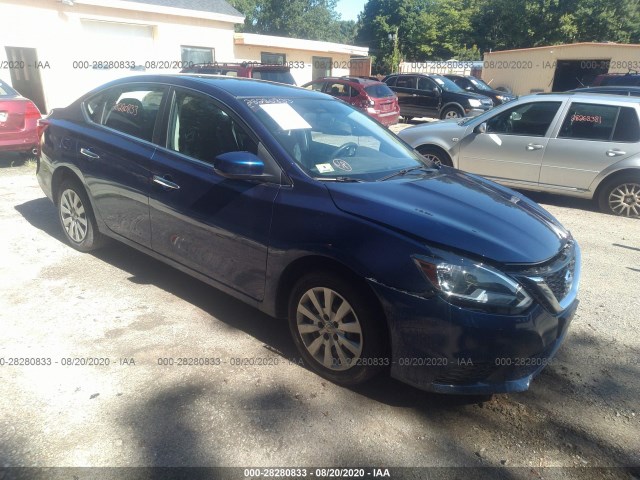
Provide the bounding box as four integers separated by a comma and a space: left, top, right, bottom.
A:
417, 145, 453, 167
597, 173, 640, 218
288, 271, 387, 386
57, 179, 107, 251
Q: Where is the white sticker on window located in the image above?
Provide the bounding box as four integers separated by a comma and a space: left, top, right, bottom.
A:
260, 103, 312, 130
316, 163, 335, 173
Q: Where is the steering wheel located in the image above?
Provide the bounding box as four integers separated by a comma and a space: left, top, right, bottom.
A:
330, 142, 358, 160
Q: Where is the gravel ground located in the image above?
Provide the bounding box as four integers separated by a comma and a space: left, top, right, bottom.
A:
0, 152, 638, 479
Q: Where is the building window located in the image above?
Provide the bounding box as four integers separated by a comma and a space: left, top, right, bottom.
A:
181, 46, 214, 65
312, 56, 332, 80
261, 52, 286, 65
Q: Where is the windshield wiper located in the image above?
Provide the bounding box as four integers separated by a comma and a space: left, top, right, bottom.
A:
316, 176, 364, 183
377, 166, 435, 182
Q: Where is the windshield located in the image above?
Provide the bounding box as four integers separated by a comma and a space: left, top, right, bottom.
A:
431, 75, 464, 93
469, 77, 494, 91
244, 97, 428, 181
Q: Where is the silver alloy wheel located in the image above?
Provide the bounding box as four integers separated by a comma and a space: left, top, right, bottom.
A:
608, 182, 640, 217
59, 189, 88, 243
296, 287, 363, 371
444, 109, 461, 119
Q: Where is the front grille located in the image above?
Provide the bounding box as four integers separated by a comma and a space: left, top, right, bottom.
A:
543, 256, 576, 301
514, 240, 578, 310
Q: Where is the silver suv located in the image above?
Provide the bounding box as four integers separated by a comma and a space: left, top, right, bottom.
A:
398, 93, 640, 217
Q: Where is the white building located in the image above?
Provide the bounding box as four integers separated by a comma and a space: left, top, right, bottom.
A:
0, 0, 369, 112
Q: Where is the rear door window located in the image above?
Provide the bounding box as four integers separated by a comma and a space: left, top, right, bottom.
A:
558, 103, 619, 141
395, 76, 416, 89
85, 85, 167, 142
326, 82, 351, 97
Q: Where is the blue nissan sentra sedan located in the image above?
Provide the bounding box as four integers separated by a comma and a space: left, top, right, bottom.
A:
36, 75, 580, 394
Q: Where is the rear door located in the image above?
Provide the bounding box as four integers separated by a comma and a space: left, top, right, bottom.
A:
458, 100, 563, 186
148, 87, 281, 300
391, 75, 418, 116
416, 76, 441, 118
540, 102, 640, 192
76, 83, 168, 247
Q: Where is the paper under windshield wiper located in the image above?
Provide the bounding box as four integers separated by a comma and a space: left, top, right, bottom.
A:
377, 166, 434, 182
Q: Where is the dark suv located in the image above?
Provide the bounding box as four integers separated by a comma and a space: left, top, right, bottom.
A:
445, 74, 516, 106
384, 73, 493, 121
181, 62, 296, 86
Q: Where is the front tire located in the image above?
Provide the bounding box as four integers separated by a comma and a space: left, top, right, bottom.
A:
288, 271, 386, 386
440, 106, 463, 120
417, 145, 453, 167
57, 179, 107, 251
597, 173, 640, 218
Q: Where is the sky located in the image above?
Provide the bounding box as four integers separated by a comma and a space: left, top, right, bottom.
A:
335, 0, 367, 21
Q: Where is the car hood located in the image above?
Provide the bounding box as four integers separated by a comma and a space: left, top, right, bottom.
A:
325, 168, 569, 264
451, 91, 492, 101
397, 119, 467, 146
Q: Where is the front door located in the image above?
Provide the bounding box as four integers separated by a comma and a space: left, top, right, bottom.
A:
458, 101, 563, 187
148, 88, 280, 300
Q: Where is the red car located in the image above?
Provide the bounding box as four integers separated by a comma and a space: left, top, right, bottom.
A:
302, 76, 400, 126
0, 79, 41, 156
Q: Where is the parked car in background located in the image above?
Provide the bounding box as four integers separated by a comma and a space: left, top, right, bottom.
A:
398, 92, 640, 217
570, 85, 640, 97
384, 73, 493, 121
592, 72, 640, 87
181, 62, 296, 85
36, 74, 580, 394
0, 78, 41, 156
445, 74, 517, 106
302, 76, 400, 126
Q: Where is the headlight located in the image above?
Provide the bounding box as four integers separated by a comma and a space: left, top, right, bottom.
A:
414, 249, 533, 314
468, 99, 482, 108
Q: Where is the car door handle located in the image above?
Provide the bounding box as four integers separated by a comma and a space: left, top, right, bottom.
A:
80, 148, 100, 159
412, 94, 418, 96
152, 175, 180, 190
606, 149, 626, 157
526, 144, 544, 151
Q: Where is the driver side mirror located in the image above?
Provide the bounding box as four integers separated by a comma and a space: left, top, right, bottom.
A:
433, 87, 441, 97
214, 151, 265, 179
475, 122, 487, 134
465, 86, 474, 91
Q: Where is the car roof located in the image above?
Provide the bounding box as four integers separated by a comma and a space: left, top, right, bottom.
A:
572, 86, 640, 92
187, 62, 290, 70
310, 76, 381, 86
86, 74, 322, 99
527, 91, 640, 104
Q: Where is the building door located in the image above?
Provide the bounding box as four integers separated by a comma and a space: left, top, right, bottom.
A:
4, 47, 46, 113
312, 56, 332, 80
552, 59, 610, 91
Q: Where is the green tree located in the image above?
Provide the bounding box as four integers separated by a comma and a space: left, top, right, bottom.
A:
227, 0, 356, 43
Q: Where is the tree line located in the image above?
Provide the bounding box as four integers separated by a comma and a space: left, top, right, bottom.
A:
228, 0, 640, 73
